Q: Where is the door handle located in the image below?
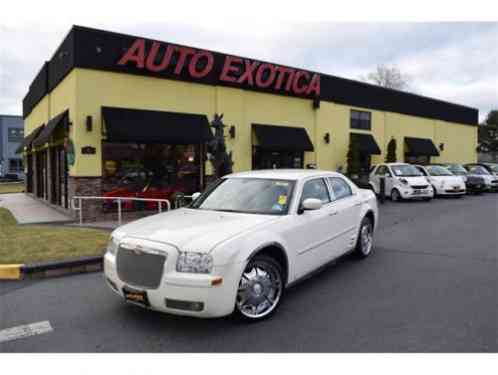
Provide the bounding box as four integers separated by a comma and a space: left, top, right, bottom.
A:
328, 211, 339, 216
354, 202, 362, 207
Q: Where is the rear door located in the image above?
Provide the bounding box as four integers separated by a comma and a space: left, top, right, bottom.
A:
326, 177, 363, 255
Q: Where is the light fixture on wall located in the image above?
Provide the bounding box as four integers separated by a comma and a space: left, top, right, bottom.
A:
324, 132, 330, 144
439, 143, 444, 151
86, 116, 93, 132
229, 125, 236, 139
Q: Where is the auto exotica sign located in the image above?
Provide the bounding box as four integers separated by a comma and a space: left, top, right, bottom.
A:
117, 38, 320, 98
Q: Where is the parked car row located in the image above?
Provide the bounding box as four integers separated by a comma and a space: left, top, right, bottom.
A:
369, 162, 498, 201
103, 163, 495, 322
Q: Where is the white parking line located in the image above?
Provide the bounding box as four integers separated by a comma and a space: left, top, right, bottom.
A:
0, 321, 53, 344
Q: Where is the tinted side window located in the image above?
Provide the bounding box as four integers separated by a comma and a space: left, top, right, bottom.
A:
301, 179, 331, 204
328, 177, 353, 200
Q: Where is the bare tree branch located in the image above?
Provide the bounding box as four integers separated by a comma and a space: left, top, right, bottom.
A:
360, 64, 412, 91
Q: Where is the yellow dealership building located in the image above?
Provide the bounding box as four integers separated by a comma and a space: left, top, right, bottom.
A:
19, 26, 478, 217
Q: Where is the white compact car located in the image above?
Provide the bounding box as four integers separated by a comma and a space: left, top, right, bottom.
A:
414, 165, 466, 197
104, 170, 378, 321
369, 163, 434, 201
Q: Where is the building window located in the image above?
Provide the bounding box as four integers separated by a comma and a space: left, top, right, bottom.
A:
9, 159, 23, 172
350, 110, 371, 130
102, 143, 202, 211
8, 128, 24, 142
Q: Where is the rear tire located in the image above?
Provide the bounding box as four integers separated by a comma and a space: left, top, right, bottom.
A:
355, 217, 374, 258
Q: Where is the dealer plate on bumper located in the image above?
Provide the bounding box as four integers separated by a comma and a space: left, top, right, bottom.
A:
123, 286, 150, 308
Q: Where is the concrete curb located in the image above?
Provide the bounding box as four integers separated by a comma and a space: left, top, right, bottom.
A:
0, 256, 103, 280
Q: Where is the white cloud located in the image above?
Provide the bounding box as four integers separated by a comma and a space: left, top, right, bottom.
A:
0, 17, 496, 121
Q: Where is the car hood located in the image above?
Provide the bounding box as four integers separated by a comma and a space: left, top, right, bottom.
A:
113, 208, 280, 253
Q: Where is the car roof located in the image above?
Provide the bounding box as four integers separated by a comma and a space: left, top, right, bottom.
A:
225, 169, 343, 180
379, 163, 411, 167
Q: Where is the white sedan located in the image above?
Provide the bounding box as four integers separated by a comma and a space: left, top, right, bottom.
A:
415, 165, 466, 196
104, 170, 378, 321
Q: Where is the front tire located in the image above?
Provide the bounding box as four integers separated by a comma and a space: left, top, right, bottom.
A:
391, 188, 402, 202
355, 217, 374, 258
234, 255, 284, 321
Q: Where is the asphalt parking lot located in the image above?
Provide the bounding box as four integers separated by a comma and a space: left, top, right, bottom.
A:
1, 193, 497, 352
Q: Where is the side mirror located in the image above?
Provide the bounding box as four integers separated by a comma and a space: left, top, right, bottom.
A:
302, 198, 323, 211
191, 192, 201, 201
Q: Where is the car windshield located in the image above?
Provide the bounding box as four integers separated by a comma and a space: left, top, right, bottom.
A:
191, 178, 295, 215
445, 164, 467, 175
485, 164, 498, 173
468, 166, 490, 175
391, 165, 423, 177
427, 166, 453, 176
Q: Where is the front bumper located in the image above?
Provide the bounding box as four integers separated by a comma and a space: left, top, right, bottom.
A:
104, 250, 245, 318
434, 186, 466, 195
465, 182, 486, 193
398, 187, 434, 199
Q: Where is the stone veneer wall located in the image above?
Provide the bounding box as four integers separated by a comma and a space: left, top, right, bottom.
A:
68, 176, 103, 222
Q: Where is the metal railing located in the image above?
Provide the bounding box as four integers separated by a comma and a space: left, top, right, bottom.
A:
71, 196, 171, 226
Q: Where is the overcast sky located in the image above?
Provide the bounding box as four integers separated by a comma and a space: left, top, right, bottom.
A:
1, 16, 496, 121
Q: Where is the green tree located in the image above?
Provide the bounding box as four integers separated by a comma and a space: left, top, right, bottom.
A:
484, 110, 498, 126
478, 110, 498, 153
347, 137, 362, 178
385, 138, 397, 163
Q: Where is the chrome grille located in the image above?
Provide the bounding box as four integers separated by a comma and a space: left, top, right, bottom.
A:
116, 247, 166, 289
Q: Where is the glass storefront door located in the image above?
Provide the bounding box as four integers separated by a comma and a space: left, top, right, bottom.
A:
252, 147, 304, 170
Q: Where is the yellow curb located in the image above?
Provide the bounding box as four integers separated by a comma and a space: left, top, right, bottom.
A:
0, 264, 24, 280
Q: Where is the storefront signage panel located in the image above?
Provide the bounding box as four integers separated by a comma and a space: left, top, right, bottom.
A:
116, 38, 320, 98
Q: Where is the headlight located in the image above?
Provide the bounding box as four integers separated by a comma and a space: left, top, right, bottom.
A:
106, 237, 119, 255
399, 178, 409, 185
176, 252, 213, 274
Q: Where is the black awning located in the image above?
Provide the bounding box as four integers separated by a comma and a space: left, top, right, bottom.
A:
404, 137, 440, 156
350, 133, 381, 155
102, 107, 213, 144
15, 125, 45, 154
253, 124, 314, 152
32, 110, 69, 147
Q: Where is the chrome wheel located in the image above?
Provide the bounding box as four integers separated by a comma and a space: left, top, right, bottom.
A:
236, 258, 283, 320
360, 222, 373, 255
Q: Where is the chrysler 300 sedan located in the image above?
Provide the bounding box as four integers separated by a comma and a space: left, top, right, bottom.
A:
104, 170, 378, 321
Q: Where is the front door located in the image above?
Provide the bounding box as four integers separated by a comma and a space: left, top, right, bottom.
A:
283, 178, 336, 278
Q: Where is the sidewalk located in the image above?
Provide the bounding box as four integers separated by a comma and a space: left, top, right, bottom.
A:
0, 193, 74, 225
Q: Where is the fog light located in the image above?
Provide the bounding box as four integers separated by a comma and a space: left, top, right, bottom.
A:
165, 299, 204, 312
